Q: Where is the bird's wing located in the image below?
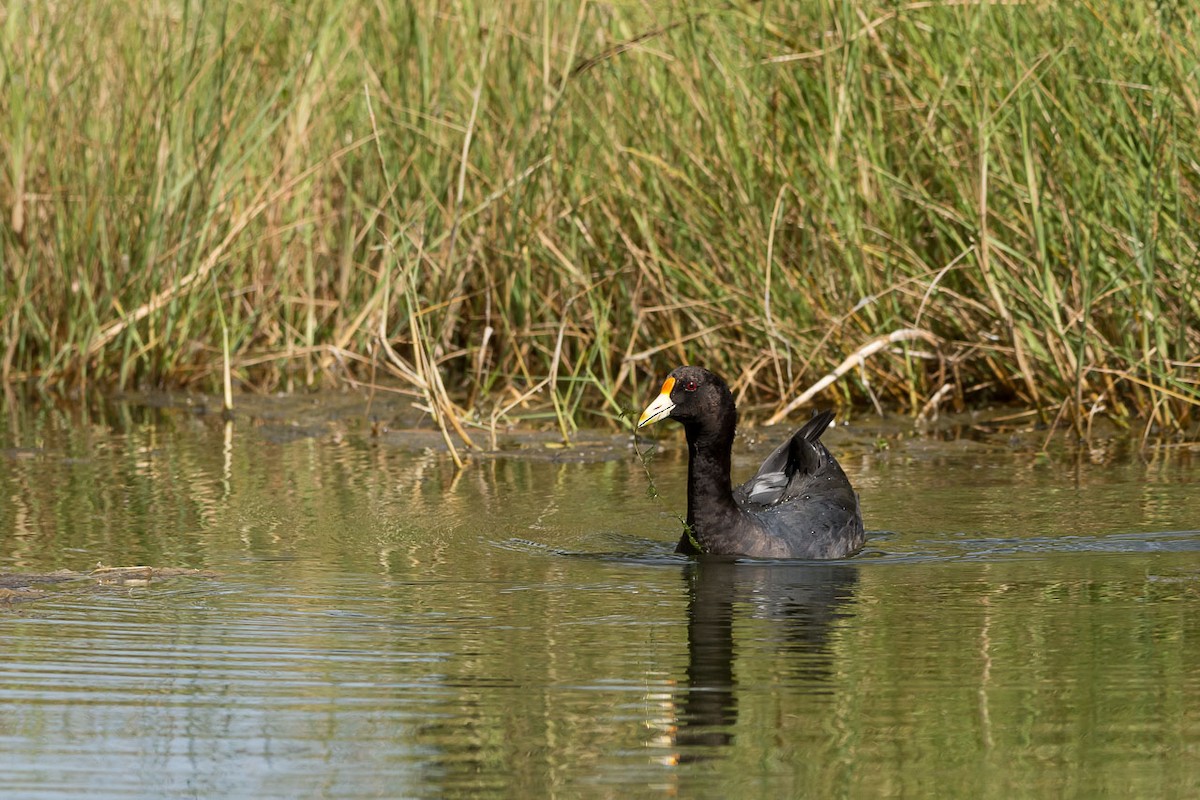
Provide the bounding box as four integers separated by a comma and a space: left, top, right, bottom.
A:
738, 410, 834, 506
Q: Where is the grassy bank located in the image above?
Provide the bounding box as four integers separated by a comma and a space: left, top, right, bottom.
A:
2, 0, 1198, 437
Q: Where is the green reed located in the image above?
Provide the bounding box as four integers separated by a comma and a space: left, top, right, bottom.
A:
1, 1, 1197, 435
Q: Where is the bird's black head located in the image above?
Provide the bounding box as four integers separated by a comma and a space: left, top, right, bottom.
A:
637, 365, 736, 435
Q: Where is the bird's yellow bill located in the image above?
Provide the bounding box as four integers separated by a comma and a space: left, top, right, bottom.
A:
637, 376, 676, 428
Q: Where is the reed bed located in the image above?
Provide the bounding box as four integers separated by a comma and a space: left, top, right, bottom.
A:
2, 1, 1198, 438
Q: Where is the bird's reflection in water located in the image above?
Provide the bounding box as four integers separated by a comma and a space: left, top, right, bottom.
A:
671, 559, 859, 763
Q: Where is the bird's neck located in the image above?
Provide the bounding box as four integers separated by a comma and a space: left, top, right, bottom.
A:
683, 419, 740, 538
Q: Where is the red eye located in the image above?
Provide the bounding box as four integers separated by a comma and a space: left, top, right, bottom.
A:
684, 380, 698, 392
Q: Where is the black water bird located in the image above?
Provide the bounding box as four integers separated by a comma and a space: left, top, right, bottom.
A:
637, 366, 865, 559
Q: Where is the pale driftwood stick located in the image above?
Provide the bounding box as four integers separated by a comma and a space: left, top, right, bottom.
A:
917, 382, 956, 424
764, 328, 940, 426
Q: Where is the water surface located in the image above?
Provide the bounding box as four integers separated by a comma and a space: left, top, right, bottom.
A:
2, 395, 1198, 798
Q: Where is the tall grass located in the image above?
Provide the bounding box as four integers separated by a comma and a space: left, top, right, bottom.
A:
2, 1, 1198, 435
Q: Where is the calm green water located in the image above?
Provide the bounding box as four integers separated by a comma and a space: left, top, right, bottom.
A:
2, 395, 1198, 799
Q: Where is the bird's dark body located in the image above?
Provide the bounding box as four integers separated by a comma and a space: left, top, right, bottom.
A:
641, 366, 865, 560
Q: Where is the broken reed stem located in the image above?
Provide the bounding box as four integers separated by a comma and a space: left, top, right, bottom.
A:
222, 326, 233, 415
396, 252, 467, 468
548, 303, 572, 446
916, 382, 955, 424
766, 329, 941, 425
210, 274, 234, 414
411, 310, 465, 468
